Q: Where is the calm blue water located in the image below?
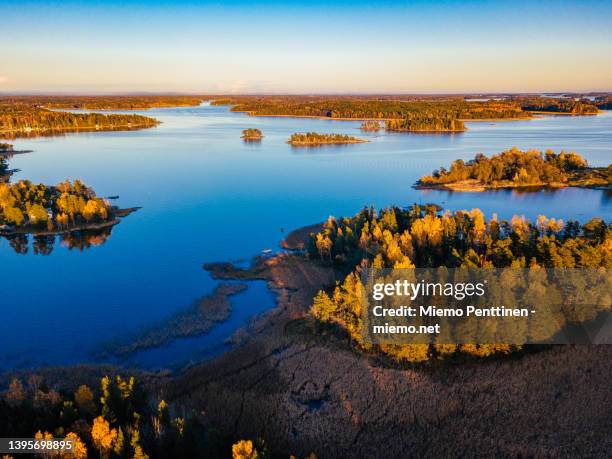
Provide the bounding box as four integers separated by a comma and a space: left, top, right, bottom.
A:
1, 104, 610, 370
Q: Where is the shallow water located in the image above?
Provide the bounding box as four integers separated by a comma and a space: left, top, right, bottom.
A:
1, 104, 610, 370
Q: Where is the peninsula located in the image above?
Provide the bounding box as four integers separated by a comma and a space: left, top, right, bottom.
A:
0, 178, 134, 236
0, 100, 160, 138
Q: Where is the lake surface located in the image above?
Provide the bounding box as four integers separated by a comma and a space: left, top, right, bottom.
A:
1, 104, 610, 370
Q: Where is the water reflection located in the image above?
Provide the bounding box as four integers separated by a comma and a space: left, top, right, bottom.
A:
242, 138, 262, 145
2, 226, 114, 255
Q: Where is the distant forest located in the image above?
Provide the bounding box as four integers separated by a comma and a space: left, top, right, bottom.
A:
511, 96, 599, 115
228, 98, 529, 120
595, 95, 612, 109
2, 96, 204, 110
209, 94, 604, 133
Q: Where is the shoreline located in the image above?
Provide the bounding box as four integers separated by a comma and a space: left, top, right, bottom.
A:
234, 109, 601, 123
287, 139, 368, 145
387, 128, 466, 133
526, 110, 601, 116
415, 180, 610, 192
460, 116, 532, 122
234, 110, 533, 123
43, 102, 203, 111
0, 207, 139, 237
0, 122, 160, 138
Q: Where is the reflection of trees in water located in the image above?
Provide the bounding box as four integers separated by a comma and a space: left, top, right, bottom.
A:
61, 227, 113, 251
7, 234, 28, 254
33, 235, 55, 255
2, 227, 113, 255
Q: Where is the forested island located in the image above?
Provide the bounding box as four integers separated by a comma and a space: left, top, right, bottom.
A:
0, 101, 160, 138
2, 95, 204, 110
241, 128, 263, 140
223, 96, 529, 120
216, 96, 530, 133
416, 148, 612, 191
288, 132, 367, 145
0, 179, 127, 236
386, 115, 465, 132
306, 204, 611, 362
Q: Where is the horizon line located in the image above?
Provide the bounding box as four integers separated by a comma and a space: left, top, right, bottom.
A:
2, 90, 612, 97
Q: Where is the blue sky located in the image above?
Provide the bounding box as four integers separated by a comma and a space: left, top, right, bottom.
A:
1, 0, 611, 93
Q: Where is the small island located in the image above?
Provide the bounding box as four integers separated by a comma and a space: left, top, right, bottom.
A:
360, 121, 382, 131
416, 147, 612, 191
288, 132, 367, 146
241, 128, 263, 140
0, 178, 134, 236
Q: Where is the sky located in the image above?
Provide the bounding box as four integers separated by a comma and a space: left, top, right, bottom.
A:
1, 0, 611, 94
